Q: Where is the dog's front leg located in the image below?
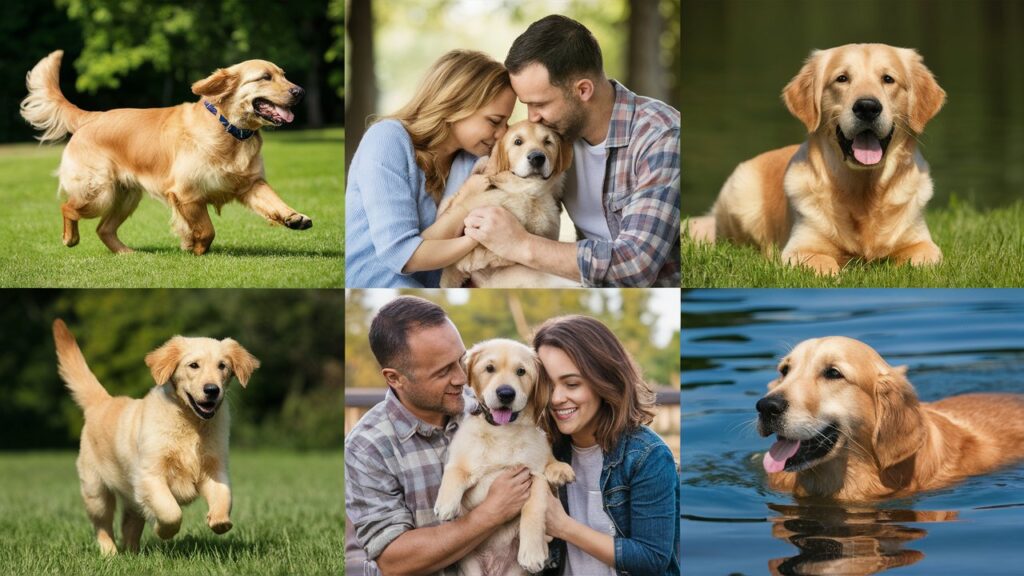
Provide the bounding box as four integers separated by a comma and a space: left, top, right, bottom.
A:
139, 477, 183, 540
240, 180, 313, 230
434, 463, 471, 521
200, 472, 233, 535
516, 473, 550, 573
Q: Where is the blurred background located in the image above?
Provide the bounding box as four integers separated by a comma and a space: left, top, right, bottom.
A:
0, 289, 343, 450
345, 0, 682, 169
681, 0, 1024, 216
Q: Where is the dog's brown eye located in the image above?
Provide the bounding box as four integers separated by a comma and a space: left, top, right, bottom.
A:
836, 74, 849, 83
218, 362, 226, 370
514, 137, 523, 146
262, 72, 272, 81
189, 362, 199, 369
485, 364, 495, 373
780, 365, 790, 377
823, 366, 843, 379
882, 74, 895, 84
516, 367, 526, 377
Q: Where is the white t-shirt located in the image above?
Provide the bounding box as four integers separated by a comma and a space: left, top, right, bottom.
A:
565, 443, 615, 576
563, 138, 612, 241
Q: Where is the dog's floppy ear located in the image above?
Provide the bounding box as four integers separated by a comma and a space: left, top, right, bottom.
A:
906, 50, 946, 134
489, 133, 511, 174
192, 68, 238, 104
783, 49, 825, 132
526, 353, 549, 424
223, 338, 260, 388
553, 133, 574, 176
145, 337, 187, 386
461, 342, 482, 390
872, 365, 925, 469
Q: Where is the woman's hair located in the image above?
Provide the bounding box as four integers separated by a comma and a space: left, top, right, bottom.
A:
532, 315, 657, 453
385, 50, 510, 204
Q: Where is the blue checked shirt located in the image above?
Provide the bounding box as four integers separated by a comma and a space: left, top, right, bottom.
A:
572, 81, 680, 287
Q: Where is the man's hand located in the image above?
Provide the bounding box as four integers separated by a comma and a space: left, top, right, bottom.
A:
474, 466, 533, 527
464, 206, 529, 261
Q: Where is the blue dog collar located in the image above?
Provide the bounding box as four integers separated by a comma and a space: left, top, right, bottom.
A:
203, 101, 255, 141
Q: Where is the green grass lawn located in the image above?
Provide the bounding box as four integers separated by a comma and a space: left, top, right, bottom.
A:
683, 199, 1024, 287
0, 128, 343, 288
0, 450, 343, 575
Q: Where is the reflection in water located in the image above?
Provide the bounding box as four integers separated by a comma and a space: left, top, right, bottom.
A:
766, 503, 958, 575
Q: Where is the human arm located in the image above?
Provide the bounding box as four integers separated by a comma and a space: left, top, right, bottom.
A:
544, 491, 615, 567
462, 207, 581, 282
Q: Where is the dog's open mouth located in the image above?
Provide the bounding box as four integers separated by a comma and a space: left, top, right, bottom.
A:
763, 423, 840, 473
253, 98, 294, 126
485, 407, 520, 426
837, 126, 892, 166
186, 392, 219, 420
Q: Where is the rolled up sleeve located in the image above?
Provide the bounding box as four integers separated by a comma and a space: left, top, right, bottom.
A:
344, 437, 414, 560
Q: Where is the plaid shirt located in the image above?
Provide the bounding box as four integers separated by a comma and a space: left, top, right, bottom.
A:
345, 389, 464, 576
573, 80, 680, 287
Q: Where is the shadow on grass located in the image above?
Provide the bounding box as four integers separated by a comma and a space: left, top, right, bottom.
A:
129, 245, 343, 258
145, 533, 274, 558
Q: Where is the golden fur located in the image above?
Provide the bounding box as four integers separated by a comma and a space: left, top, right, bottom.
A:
694, 44, 947, 274
436, 121, 576, 288
20, 50, 311, 255
53, 319, 259, 555
757, 337, 1024, 500
434, 339, 574, 575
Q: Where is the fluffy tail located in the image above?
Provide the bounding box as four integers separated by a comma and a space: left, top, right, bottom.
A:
53, 319, 111, 411
20, 51, 93, 143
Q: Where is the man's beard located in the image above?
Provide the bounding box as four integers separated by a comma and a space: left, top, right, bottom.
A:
400, 376, 465, 417
552, 93, 586, 142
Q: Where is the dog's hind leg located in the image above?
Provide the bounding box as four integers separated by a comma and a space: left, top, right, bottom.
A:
61, 200, 81, 247
80, 476, 117, 555
120, 504, 145, 553
96, 186, 142, 254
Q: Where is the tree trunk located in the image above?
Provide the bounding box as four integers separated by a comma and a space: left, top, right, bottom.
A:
627, 0, 667, 101
346, 0, 377, 172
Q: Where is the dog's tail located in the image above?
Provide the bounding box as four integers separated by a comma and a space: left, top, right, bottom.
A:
20, 51, 95, 143
53, 319, 111, 411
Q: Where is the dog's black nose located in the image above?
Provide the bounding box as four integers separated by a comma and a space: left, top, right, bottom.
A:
527, 151, 547, 168
203, 384, 221, 399
290, 86, 305, 103
756, 395, 788, 417
496, 385, 516, 405
853, 98, 882, 121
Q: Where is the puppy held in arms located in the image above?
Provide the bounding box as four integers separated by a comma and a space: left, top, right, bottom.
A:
431, 120, 578, 288
20, 51, 312, 255
757, 337, 1024, 500
434, 339, 575, 575
53, 319, 259, 555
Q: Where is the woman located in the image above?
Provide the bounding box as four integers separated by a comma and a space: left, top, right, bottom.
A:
534, 316, 680, 576
345, 50, 515, 287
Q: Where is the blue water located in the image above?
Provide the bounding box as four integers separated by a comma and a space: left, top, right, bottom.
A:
681, 289, 1024, 575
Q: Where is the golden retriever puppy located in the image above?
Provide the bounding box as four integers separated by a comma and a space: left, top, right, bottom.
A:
20, 50, 312, 255
53, 319, 259, 555
434, 339, 575, 575
697, 44, 946, 274
432, 120, 576, 288
757, 337, 1024, 500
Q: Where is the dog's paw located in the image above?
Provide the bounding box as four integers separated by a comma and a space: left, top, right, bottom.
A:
544, 461, 575, 486
155, 520, 181, 540
517, 541, 548, 573
433, 497, 461, 522
207, 514, 233, 535
285, 213, 313, 230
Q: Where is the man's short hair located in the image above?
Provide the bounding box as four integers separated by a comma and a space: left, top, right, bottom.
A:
505, 14, 603, 87
368, 296, 449, 371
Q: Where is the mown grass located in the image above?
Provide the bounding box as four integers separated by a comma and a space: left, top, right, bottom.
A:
0, 128, 343, 288
682, 199, 1024, 287
0, 450, 343, 575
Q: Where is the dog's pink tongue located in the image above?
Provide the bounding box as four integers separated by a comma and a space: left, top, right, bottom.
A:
274, 105, 294, 124
492, 408, 513, 425
763, 438, 801, 473
852, 133, 883, 165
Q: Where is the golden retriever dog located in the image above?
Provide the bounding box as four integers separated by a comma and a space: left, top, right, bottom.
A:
757, 337, 1024, 500
693, 44, 946, 274
431, 120, 576, 288
20, 50, 312, 255
53, 319, 259, 555
434, 339, 575, 575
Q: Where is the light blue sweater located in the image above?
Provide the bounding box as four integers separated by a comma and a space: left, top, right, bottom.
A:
345, 119, 475, 287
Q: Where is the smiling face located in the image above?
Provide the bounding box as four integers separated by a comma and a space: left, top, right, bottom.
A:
450, 87, 516, 157
192, 59, 305, 130
465, 339, 542, 426
538, 345, 601, 447
510, 63, 586, 141
145, 336, 259, 421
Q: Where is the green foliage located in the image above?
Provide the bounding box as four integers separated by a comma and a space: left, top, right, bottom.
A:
682, 200, 1024, 288
0, 451, 343, 575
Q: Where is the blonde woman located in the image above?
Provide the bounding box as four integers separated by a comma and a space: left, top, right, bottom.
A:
346, 50, 515, 287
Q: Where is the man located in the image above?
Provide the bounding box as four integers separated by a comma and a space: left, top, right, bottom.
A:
464, 15, 681, 287
345, 296, 533, 575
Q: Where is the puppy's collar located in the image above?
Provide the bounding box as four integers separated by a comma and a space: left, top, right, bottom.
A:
203, 101, 255, 141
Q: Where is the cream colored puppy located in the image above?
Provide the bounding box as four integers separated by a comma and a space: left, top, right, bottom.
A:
698, 44, 946, 274
434, 339, 575, 575
53, 319, 259, 555
432, 121, 577, 288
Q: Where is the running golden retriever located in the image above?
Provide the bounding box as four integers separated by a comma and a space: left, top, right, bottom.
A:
53, 319, 259, 555
757, 337, 1024, 500
428, 121, 575, 288
434, 339, 574, 574
693, 44, 946, 274
20, 51, 312, 255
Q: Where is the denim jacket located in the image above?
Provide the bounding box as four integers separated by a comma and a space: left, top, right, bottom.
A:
543, 426, 680, 576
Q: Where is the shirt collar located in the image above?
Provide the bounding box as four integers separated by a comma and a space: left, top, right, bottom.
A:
203, 100, 255, 141
604, 80, 636, 150
385, 388, 461, 442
